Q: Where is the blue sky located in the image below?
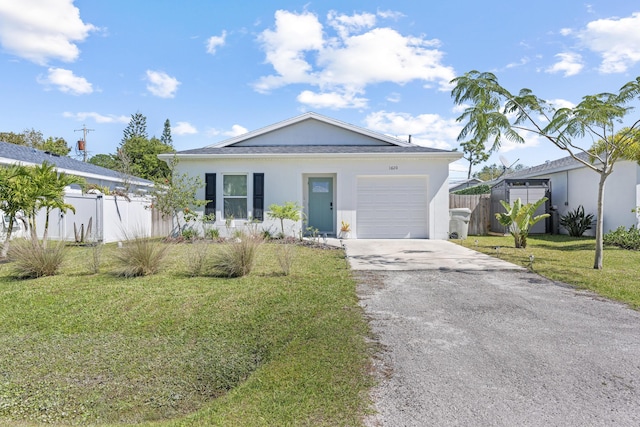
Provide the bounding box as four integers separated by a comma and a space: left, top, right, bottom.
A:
1, 0, 639, 180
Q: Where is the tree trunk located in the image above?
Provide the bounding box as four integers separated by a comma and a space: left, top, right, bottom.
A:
1, 217, 14, 258
593, 172, 607, 269
467, 160, 472, 180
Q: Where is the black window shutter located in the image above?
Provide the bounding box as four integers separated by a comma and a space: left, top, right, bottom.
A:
205, 173, 216, 216
253, 173, 264, 221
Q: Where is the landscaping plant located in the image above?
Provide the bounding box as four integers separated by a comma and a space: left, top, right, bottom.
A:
113, 234, 168, 277
495, 197, 549, 248
267, 201, 302, 237
8, 239, 67, 278
604, 225, 640, 250
210, 232, 263, 277
559, 205, 595, 237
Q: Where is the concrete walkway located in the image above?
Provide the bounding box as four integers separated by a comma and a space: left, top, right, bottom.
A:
343, 239, 523, 271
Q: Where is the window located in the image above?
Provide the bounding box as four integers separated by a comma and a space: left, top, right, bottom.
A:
223, 174, 247, 219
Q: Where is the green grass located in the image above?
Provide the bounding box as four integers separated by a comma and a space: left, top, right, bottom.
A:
0, 243, 374, 426
456, 235, 640, 309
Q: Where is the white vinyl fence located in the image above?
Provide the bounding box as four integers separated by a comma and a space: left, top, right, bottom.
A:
2, 191, 171, 244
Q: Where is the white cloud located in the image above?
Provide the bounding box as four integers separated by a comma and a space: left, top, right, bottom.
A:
206, 30, 227, 55
506, 57, 530, 69
546, 98, 576, 110
364, 111, 461, 150
559, 28, 573, 36
145, 70, 180, 98
254, 10, 455, 109
225, 124, 248, 137
545, 52, 584, 77
497, 132, 543, 154
0, 0, 95, 65
386, 92, 401, 103
172, 121, 198, 135
327, 10, 376, 38
63, 111, 129, 123
577, 12, 640, 73
297, 89, 368, 109
206, 124, 248, 138
38, 67, 93, 94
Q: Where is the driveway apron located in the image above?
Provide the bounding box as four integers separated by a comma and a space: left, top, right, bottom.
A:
346, 240, 640, 426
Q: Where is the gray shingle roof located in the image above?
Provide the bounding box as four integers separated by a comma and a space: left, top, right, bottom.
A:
0, 141, 152, 184
176, 145, 451, 155
504, 152, 591, 179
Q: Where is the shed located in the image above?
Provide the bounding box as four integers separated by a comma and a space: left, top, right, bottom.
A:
490, 179, 551, 234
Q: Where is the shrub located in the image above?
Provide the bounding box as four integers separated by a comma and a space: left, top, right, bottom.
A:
560, 205, 595, 237
453, 184, 491, 195
205, 227, 221, 240
186, 241, 210, 276
113, 236, 168, 277
495, 197, 549, 248
181, 227, 199, 241
267, 202, 302, 237
210, 233, 263, 277
276, 243, 296, 276
604, 226, 640, 250
8, 240, 67, 278
87, 242, 103, 274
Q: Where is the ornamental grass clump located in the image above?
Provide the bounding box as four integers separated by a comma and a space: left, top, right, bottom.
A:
113, 235, 168, 277
211, 232, 263, 277
8, 239, 67, 278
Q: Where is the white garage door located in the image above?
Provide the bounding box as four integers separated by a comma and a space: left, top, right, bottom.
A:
356, 176, 428, 238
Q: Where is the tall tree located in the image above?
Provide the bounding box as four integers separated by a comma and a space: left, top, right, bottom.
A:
460, 138, 489, 179
161, 119, 173, 147
88, 153, 119, 170
119, 136, 173, 181
116, 112, 174, 181
121, 112, 148, 145
0, 129, 70, 156
451, 71, 640, 269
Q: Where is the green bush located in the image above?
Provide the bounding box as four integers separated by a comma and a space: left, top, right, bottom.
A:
181, 227, 199, 241
604, 226, 640, 250
8, 240, 67, 278
113, 236, 168, 277
453, 184, 491, 195
211, 233, 263, 277
559, 205, 595, 237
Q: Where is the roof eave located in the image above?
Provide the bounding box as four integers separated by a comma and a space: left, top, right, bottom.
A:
162, 151, 463, 162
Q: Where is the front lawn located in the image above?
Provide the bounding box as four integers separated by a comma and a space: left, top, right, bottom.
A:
455, 235, 640, 309
0, 242, 373, 426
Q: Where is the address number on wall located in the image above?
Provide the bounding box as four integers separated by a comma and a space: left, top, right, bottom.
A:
389, 165, 399, 170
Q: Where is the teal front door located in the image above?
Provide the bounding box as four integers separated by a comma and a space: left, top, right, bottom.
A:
308, 177, 334, 233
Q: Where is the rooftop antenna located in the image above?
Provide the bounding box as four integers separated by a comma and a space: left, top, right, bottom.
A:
74, 124, 94, 162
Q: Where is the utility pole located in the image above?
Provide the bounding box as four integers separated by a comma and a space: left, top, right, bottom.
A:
74, 125, 94, 162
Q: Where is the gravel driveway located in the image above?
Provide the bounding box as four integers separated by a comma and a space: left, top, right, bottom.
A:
357, 268, 640, 426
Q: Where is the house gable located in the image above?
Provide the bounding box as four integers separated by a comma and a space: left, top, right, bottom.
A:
228, 117, 396, 147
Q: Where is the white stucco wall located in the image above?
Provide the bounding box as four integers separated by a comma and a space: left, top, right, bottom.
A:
174, 154, 452, 239
531, 160, 640, 235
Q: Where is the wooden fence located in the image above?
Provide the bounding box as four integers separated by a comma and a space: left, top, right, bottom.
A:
449, 194, 491, 236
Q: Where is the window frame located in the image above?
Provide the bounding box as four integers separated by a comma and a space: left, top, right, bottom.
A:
222, 173, 248, 219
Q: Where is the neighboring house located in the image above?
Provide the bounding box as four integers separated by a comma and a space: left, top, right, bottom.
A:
1, 141, 160, 243
496, 152, 640, 236
449, 178, 483, 192
161, 112, 462, 239
0, 140, 153, 193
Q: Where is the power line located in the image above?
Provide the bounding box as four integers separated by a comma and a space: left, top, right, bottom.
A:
74, 125, 95, 162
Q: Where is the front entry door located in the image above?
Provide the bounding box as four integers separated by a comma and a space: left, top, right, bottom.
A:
308, 177, 334, 233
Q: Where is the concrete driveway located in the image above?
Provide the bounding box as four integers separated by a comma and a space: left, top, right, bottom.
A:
348, 240, 640, 426
343, 239, 522, 271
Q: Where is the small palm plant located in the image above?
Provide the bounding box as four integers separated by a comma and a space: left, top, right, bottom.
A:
495, 197, 549, 248
559, 205, 595, 237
